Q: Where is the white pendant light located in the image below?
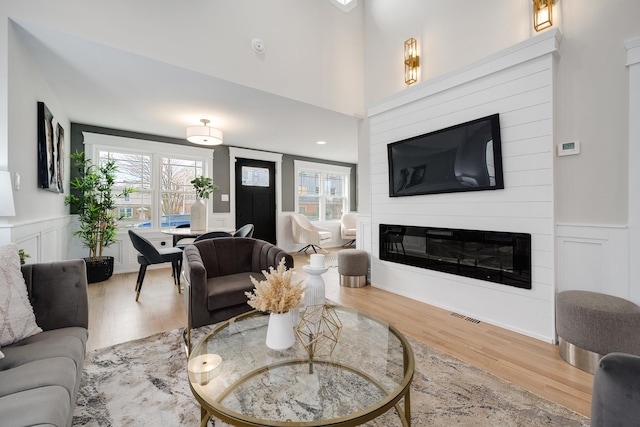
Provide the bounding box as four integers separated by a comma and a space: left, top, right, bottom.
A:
186, 119, 223, 146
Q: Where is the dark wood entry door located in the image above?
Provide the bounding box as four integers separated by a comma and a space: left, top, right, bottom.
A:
235, 158, 276, 244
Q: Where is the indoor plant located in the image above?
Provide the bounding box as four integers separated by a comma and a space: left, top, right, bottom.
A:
245, 258, 305, 350
65, 150, 134, 283
190, 176, 218, 232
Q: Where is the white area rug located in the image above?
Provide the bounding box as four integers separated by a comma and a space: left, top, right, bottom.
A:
73, 327, 589, 426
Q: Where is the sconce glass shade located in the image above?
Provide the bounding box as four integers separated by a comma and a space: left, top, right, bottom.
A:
533, 0, 553, 32
187, 119, 223, 146
0, 171, 16, 217
404, 38, 420, 85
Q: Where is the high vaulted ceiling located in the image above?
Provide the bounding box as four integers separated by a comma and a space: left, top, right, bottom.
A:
14, 20, 360, 163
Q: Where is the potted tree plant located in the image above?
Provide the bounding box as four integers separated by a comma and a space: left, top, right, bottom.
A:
65, 150, 134, 283
190, 176, 218, 232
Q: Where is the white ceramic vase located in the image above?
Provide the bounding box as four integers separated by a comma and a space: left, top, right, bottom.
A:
265, 311, 295, 350
302, 265, 328, 308
190, 198, 206, 232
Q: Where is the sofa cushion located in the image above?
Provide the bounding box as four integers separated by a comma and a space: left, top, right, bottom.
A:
0, 356, 77, 400
0, 385, 70, 427
0, 243, 42, 346
207, 272, 265, 311
0, 327, 87, 386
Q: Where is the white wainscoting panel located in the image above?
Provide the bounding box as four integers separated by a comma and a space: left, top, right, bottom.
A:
556, 224, 630, 302
356, 214, 371, 252
367, 30, 560, 342
8, 216, 73, 264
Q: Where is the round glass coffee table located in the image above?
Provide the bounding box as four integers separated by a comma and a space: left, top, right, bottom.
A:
188, 306, 414, 427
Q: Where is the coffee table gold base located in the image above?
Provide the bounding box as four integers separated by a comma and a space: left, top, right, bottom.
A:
199, 394, 410, 427
195, 358, 412, 427
189, 308, 414, 427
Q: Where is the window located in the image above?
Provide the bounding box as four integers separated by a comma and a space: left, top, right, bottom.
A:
241, 166, 269, 187
99, 150, 153, 229
119, 207, 133, 218
160, 157, 203, 226
86, 133, 213, 230
294, 160, 350, 222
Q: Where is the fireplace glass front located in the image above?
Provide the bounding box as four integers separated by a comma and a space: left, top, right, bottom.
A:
379, 224, 531, 289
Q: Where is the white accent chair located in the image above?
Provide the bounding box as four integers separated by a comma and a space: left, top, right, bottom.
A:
340, 213, 357, 247
290, 213, 332, 253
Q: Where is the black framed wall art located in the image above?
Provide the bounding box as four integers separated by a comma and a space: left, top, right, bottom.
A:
37, 101, 64, 193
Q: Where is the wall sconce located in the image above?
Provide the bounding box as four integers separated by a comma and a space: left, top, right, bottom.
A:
404, 38, 420, 85
186, 119, 223, 146
533, 0, 553, 32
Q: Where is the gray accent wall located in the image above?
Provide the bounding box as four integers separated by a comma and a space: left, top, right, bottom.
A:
70, 124, 357, 214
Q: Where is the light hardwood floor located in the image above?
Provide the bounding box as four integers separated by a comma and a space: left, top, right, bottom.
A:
87, 248, 593, 418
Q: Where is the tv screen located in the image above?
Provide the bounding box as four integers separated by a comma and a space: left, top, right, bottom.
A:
388, 114, 504, 197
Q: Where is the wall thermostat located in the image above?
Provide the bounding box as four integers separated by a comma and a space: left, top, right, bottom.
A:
557, 140, 580, 156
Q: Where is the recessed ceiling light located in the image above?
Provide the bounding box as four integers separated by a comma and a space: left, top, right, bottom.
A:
329, 0, 357, 12
316, 141, 327, 145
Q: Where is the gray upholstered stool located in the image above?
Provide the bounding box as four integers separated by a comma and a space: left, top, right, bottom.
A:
556, 290, 640, 374
337, 249, 368, 288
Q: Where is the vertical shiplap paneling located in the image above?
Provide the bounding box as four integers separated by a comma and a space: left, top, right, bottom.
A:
367, 33, 558, 342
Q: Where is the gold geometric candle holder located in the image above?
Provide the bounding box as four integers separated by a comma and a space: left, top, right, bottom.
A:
295, 304, 343, 373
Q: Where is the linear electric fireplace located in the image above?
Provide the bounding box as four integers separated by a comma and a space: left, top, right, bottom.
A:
380, 224, 531, 289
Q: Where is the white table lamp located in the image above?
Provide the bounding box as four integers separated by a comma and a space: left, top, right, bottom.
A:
0, 171, 15, 217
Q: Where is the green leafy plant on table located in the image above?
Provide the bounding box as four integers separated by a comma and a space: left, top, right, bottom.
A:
190, 176, 218, 199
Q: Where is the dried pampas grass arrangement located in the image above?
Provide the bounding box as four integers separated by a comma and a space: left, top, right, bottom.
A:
245, 258, 305, 314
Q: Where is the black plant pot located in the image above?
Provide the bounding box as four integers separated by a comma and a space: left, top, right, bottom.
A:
85, 256, 114, 284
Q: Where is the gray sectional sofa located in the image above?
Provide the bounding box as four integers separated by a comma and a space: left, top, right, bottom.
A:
0, 259, 88, 427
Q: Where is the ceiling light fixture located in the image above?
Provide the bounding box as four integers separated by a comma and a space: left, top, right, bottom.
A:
533, 0, 553, 32
329, 0, 357, 12
316, 141, 327, 145
186, 119, 223, 146
404, 38, 420, 85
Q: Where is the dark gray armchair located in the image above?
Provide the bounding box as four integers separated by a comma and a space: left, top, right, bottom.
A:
182, 237, 293, 352
591, 352, 640, 426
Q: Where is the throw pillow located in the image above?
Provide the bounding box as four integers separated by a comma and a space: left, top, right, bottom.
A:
0, 243, 42, 346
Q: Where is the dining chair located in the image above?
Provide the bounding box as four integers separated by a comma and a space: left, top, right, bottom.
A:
193, 231, 233, 242
172, 223, 192, 248
128, 230, 183, 301
233, 223, 255, 238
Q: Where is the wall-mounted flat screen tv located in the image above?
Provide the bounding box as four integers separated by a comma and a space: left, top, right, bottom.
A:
388, 114, 504, 197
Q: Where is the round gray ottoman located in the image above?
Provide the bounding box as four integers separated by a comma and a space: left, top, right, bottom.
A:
337, 249, 368, 288
556, 290, 640, 373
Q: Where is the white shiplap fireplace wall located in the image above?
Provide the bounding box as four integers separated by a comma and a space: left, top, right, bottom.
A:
367, 30, 561, 342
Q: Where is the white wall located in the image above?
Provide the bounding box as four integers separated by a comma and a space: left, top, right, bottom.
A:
363, 0, 640, 227
627, 36, 640, 305
2, 0, 364, 118
0, 19, 72, 260
367, 31, 559, 342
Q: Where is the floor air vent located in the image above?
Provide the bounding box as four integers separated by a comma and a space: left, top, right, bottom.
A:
450, 312, 481, 324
